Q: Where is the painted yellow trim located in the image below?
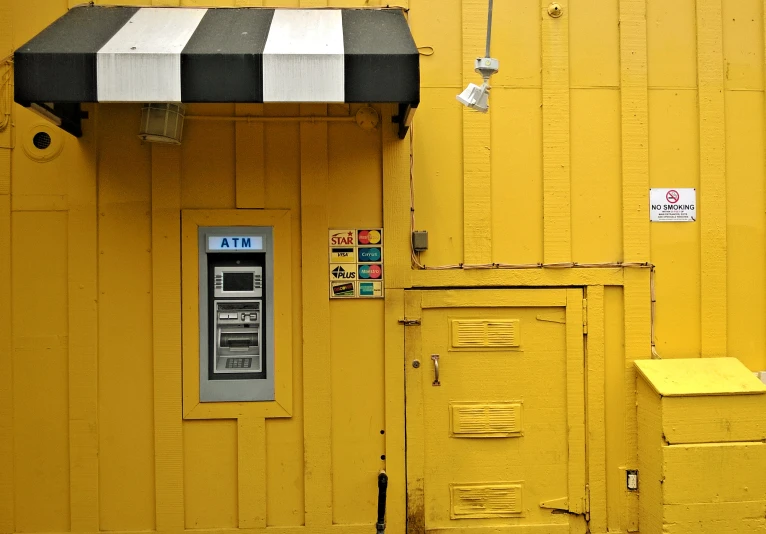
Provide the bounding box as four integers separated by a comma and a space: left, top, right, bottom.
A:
238, 417, 267, 528
420, 288, 567, 308
382, 106, 412, 290
383, 289, 406, 534
697, 0, 727, 357
235, 104, 266, 209
424, 527, 569, 534
403, 291, 425, 534
619, 0, 650, 263
299, 103, 332, 527
541, 0, 571, 264
411, 267, 624, 287
67, 113, 99, 532
0, 150, 12, 534
585, 286, 607, 532
565, 288, 587, 528
462, 0, 492, 265
151, 144, 185, 529
623, 268, 651, 531
181, 208, 294, 420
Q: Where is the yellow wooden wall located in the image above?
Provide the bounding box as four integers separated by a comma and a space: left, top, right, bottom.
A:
2, 1, 766, 534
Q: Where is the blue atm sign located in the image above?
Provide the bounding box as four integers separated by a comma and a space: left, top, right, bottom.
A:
208, 236, 263, 251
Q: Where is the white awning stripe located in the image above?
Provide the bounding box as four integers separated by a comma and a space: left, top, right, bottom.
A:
262, 10, 345, 102
96, 8, 207, 102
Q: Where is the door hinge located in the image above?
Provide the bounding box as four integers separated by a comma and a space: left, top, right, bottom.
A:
398, 318, 421, 326
540, 486, 589, 518
582, 298, 588, 334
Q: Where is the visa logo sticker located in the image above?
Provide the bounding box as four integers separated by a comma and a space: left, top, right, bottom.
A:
330, 263, 357, 280
329, 230, 355, 246
331, 247, 355, 263
358, 247, 382, 263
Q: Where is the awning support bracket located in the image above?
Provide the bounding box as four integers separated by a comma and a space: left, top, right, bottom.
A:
19, 101, 85, 137
393, 103, 417, 139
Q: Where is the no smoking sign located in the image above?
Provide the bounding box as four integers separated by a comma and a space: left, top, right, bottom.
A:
650, 188, 696, 222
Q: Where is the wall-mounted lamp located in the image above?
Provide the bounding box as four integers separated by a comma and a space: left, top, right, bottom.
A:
139, 103, 185, 144
456, 0, 499, 113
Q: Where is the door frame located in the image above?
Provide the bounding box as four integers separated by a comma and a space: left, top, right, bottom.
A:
403, 288, 587, 533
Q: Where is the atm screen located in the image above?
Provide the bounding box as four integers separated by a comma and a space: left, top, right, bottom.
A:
223, 272, 254, 292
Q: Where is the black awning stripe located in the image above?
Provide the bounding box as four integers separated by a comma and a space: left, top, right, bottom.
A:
14, 6, 139, 103
14, 5, 420, 106
341, 9, 420, 104
180, 9, 275, 103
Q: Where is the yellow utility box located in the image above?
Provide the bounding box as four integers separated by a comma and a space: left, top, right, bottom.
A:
636, 358, 766, 533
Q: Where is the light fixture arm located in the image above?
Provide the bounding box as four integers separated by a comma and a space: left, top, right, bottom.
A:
485, 0, 493, 58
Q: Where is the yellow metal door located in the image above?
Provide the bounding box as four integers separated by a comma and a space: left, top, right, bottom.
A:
405, 289, 587, 534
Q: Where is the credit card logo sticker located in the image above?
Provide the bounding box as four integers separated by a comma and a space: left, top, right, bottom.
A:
358, 247, 382, 262
358, 264, 382, 279
331, 264, 357, 279
329, 230, 355, 246
331, 282, 355, 297
359, 282, 383, 297
358, 229, 382, 245
331, 247, 354, 262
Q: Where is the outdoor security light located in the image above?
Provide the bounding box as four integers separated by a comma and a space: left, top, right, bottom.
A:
456, 1, 498, 113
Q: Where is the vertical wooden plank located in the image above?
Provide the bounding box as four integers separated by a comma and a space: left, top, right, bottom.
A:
382, 105, 411, 289
151, 144, 185, 530
384, 289, 406, 534
542, 0, 572, 264
0, 148, 12, 534
604, 286, 626, 532
238, 418, 267, 528
565, 288, 586, 531
586, 286, 607, 532
300, 103, 332, 527
622, 268, 651, 531
697, 0, 727, 357
68, 109, 99, 533
620, 0, 650, 263
235, 104, 266, 209
0, 0, 12, 150
462, 0, 492, 265
403, 291, 424, 534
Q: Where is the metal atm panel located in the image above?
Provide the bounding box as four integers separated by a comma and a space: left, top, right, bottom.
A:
199, 227, 275, 402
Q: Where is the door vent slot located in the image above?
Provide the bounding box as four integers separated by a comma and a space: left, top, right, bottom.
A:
450, 319, 520, 349
450, 483, 524, 518
450, 402, 523, 437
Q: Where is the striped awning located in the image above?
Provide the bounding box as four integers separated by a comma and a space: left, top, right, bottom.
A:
14, 5, 419, 136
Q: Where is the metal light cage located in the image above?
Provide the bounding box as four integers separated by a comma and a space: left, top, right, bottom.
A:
139, 103, 185, 144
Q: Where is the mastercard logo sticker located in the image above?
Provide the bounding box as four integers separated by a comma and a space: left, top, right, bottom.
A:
358, 264, 383, 279
358, 229, 382, 245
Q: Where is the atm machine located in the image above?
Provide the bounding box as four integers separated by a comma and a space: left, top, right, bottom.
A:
199, 227, 274, 402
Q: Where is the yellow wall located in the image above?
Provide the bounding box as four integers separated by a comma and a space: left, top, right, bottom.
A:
1, 1, 766, 534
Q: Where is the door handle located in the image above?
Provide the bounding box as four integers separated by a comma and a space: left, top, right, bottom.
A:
431, 354, 440, 386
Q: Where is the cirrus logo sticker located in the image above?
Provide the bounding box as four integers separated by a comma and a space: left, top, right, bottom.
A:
358, 264, 382, 279
358, 247, 382, 262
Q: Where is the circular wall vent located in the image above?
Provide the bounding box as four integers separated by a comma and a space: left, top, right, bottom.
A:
23, 124, 64, 162
32, 131, 52, 150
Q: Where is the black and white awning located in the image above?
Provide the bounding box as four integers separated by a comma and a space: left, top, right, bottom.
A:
14, 5, 419, 136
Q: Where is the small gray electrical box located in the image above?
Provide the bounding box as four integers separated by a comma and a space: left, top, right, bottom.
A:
412, 230, 429, 252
